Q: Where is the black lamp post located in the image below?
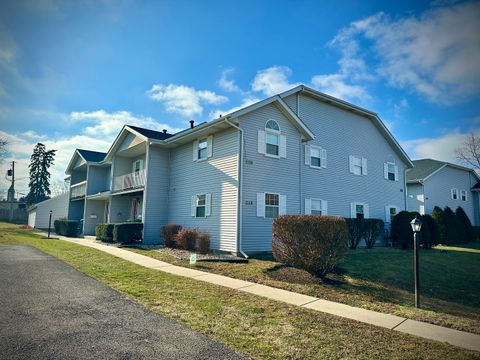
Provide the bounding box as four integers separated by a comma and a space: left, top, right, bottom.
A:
410, 216, 422, 308
47, 210, 52, 239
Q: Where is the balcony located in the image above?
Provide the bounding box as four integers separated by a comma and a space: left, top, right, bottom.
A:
113, 169, 146, 192
71, 181, 87, 199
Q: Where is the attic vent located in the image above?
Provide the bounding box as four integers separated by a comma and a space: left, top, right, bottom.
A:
162, 129, 167, 134
189, 120, 194, 128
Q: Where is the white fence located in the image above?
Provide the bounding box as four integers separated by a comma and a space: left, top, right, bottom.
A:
70, 181, 86, 199
113, 169, 146, 192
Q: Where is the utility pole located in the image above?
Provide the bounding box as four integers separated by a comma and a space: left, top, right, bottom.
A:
7, 161, 15, 222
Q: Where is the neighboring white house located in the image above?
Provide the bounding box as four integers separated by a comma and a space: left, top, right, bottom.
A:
65, 84, 414, 253
27, 193, 69, 229
406, 159, 480, 225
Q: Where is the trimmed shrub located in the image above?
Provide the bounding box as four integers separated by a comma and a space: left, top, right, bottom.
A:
420, 214, 438, 248
95, 224, 114, 242
363, 219, 384, 249
112, 223, 143, 244
175, 228, 198, 251
456, 207, 474, 242
391, 211, 414, 249
197, 232, 211, 254
53, 219, 80, 237
473, 226, 480, 242
444, 207, 462, 245
161, 223, 182, 248
345, 218, 364, 249
432, 206, 448, 244
272, 215, 349, 278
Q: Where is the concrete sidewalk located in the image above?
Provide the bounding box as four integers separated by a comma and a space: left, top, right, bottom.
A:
37, 232, 480, 353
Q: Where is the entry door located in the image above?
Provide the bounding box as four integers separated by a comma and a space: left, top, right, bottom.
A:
131, 198, 143, 220
104, 201, 109, 223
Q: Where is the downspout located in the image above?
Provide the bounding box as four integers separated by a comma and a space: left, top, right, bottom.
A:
223, 118, 248, 259
403, 168, 408, 211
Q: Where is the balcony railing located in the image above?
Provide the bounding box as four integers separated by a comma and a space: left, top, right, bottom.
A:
70, 181, 87, 199
113, 169, 146, 192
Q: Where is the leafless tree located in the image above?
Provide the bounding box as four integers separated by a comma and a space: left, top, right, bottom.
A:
455, 133, 480, 170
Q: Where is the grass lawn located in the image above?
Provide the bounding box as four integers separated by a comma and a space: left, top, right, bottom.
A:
1, 223, 479, 359
128, 242, 480, 335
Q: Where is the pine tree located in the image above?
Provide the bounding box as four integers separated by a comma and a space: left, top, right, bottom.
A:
25, 143, 56, 205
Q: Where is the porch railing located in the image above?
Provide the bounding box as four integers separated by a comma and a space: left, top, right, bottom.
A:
113, 169, 146, 192
70, 181, 87, 199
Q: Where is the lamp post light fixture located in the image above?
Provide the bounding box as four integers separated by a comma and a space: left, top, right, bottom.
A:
410, 216, 422, 308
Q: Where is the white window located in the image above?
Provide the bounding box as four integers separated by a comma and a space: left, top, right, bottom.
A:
305, 198, 327, 215
132, 159, 143, 173
258, 120, 286, 159
193, 136, 213, 161
460, 190, 467, 201
349, 155, 367, 176
351, 202, 369, 219
265, 193, 279, 218
191, 193, 211, 217
385, 206, 399, 223
384, 162, 398, 181
305, 144, 327, 169
451, 188, 458, 200
256, 192, 286, 218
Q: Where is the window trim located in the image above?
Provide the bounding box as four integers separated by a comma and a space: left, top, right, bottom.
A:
386, 162, 396, 181
350, 155, 367, 176
265, 131, 280, 158
132, 159, 143, 173
309, 145, 322, 169
451, 188, 459, 200
264, 192, 280, 219
197, 138, 208, 161
265, 119, 280, 132
351, 201, 369, 219
460, 190, 467, 201
307, 198, 327, 215
385, 205, 399, 223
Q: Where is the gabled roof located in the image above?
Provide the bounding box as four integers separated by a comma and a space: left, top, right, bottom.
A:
472, 181, 480, 191
65, 149, 106, 175
406, 158, 480, 184
104, 125, 174, 161
148, 95, 315, 147
77, 149, 106, 162
127, 125, 173, 141
278, 85, 413, 167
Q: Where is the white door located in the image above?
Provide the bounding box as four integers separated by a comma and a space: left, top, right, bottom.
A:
28, 210, 36, 227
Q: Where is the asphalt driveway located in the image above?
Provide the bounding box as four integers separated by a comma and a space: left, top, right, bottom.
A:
0, 244, 246, 359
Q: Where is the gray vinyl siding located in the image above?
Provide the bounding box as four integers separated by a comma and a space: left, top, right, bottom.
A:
298, 93, 406, 222
109, 195, 132, 223
423, 166, 477, 224
283, 94, 298, 113
83, 199, 106, 235
407, 183, 425, 214
70, 168, 86, 185
30, 193, 69, 228
168, 128, 239, 252
143, 146, 169, 244
87, 165, 110, 195
239, 103, 302, 252
68, 199, 84, 220
113, 153, 147, 178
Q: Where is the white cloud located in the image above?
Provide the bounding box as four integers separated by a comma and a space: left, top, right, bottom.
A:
147, 84, 228, 117
70, 110, 181, 138
251, 66, 300, 96
218, 68, 241, 93
208, 96, 260, 120
329, 3, 480, 104
401, 130, 480, 163
311, 73, 372, 103
0, 110, 184, 199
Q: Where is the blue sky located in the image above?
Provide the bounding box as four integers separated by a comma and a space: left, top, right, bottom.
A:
0, 0, 479, 197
